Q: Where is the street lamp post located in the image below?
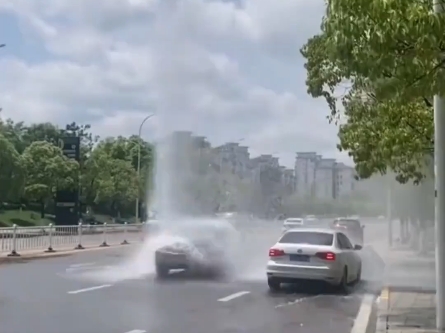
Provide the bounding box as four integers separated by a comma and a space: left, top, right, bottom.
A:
135, 114, 155, 223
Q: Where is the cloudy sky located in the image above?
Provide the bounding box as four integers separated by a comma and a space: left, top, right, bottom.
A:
0, 0, 350, 167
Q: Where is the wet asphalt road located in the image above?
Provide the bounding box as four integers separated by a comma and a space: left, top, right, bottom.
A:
0, 223, 385, 333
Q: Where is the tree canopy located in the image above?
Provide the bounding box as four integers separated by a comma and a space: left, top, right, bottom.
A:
0, 116, 272, 219
22, 141, 79, 206
0, 112, 384, 221
301, 0, 444, 183
0, 116, 155, 220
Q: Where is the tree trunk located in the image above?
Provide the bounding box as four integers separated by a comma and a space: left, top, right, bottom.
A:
401, 218, 410, 244
40, 201, 45, 218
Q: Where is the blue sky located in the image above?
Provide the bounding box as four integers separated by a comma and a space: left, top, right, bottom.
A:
0, 0, 350, 168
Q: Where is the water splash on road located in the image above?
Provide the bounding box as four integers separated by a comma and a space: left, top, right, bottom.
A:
66, 219, 278, 284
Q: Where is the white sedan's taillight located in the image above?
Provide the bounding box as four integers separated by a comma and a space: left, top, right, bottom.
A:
269, 248, 285, 257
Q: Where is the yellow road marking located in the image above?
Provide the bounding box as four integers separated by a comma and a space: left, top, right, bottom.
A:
380, 287, 389, 300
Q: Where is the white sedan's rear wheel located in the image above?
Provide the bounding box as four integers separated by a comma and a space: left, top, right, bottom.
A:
336, 267, 349, 294
356, 264, 362, 284
268, 277, 281, 291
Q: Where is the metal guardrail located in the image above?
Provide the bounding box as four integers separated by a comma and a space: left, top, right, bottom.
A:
5, 218, 380, 257
0, 222, 147, 256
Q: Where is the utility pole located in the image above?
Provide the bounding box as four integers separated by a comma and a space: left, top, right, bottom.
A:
435, 94, 445, 330
435, 1, 445, 330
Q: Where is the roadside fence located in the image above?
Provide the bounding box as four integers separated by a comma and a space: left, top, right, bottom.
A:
0, 222, 148, 256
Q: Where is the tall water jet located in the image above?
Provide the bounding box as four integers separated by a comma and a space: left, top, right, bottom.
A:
151, 131, 203, 220
67, 126, 274, 284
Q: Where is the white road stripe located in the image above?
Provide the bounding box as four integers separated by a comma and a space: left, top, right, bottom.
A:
350, 294, 376, 333
218, 291, 250, 302
125, 330, 146, 333
275, 295, 321, 309
69, 263, 96, 268
67, 284, 112, 294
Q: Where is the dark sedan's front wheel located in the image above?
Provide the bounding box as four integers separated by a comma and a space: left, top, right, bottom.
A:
156, 263, 170, 279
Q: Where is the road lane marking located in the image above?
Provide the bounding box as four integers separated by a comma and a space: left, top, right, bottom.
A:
69, 262, 96, 268
67, 284, 112, 294
66, 263, 97, 272
275, 295, 321, 308
350, 294, 376, 333
218, 291, 250, 302
125, 330, 146, 333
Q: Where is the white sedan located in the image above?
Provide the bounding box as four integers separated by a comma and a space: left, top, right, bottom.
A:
281, 217, 304, 232
266, 228, 362, 292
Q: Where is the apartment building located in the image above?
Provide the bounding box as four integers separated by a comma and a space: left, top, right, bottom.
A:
248, 154, 283, 216
191, 135, 211, 150
249, 154, 278, 183
294, 152, 319, 197
213, 142, 250, 178
315, 158, 336, 200
163, 131, 299, 215
294, 152, 356, 199
334, 163, 356, 198
281, 167, 296, 195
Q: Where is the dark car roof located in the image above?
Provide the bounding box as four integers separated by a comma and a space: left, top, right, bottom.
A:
333, 218, 361, 227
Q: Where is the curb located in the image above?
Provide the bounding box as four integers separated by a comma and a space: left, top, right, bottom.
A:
383, 285, 436, 294
375, 287, 389, 333
0, 243, 140, 264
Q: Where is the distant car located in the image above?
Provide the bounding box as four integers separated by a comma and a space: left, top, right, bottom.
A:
332, 218, 364, 245
266, 228, 362, 292
154, 223, 233, 279
303, 217, 322, 226
281, 218, 304, 232
215, 212, 236, 219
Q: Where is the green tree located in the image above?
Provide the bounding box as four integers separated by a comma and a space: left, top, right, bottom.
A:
82, 141, 139, 217
300, 0, 444, 183
85, 136, 154, 204
22, 141, 79, 217
0, 116, 157, 221
1, 119, 28, 154
22, 122, 63, 149
64, 122, 99, 165
0, 133, 25, 203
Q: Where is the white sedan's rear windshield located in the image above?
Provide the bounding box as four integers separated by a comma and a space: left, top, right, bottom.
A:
279, 232, 334, 246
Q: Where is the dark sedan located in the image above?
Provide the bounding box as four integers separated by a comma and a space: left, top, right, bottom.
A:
331, 218, 364, 245
154, 222, 234, 279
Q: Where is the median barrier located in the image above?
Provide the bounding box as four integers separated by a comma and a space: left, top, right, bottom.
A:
0, 222, 147, 257
0, 220, 284, 260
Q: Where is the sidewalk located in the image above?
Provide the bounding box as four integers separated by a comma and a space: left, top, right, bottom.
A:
383, 247, 435, 292
376, 288, 436, 333
375, 243, 437, 332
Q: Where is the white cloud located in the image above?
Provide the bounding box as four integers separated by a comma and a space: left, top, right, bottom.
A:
0, 0, 350, 167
